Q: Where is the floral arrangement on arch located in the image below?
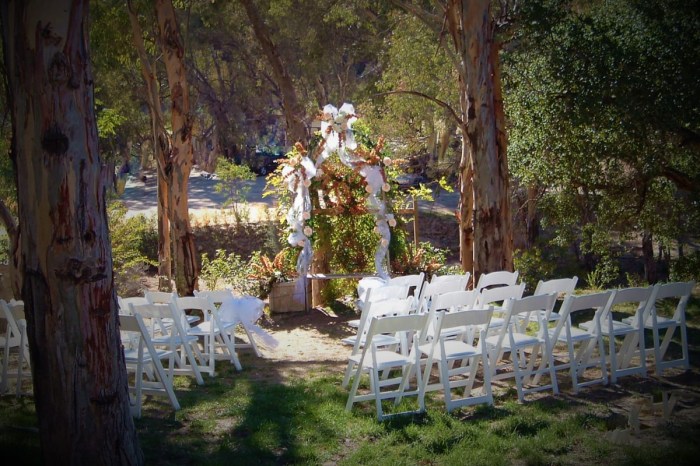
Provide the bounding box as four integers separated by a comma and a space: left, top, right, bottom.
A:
278, 103, 397, 280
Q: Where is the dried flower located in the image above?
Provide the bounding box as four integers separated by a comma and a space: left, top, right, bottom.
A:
382, 183, 390, 192
303, 226, 313, 236
383, 157, 392, 166
302, 211, 311, 220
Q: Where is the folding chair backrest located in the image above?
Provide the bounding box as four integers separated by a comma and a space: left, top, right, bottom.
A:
175, 296, 215, 323
118, 296, 148, 314
365, 313, 428, 341
438, 308, 493, 334
430, 290, 479, 313
129, 302, 182, 336
145, 291, 178, 304
475, 270, 519, 292
388, 273, 425, 298
366, 285, 410, 303
193, 290, 234, 305
551, 291, 614, 339
606, 286, 654, 326
652, 281, 694, 315
534, 277, 578, 298
1, 299, 24, 343
430, 272, 471, 288
475, 283, 525, 309
508, 293, 558, 319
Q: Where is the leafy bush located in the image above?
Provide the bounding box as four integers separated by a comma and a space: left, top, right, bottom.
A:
390, 241, 449, 280
670, 251, 700, 282
107, 200, 158, 296
586, 254, 620, 290
513, 247, 556, 292
200, 249, 259, 296
0, 232, 8, 265
247, 248, 300, 299
215, 159, 255, 224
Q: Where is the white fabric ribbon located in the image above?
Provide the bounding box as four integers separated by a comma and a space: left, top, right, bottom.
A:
219, 296, 279, 349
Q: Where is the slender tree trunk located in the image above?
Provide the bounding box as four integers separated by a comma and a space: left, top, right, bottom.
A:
526, 184, 540, 247
643, 232, 658, 283
1, 1, 143, 463
155, 0, 198, 295
127, 0, 173, 287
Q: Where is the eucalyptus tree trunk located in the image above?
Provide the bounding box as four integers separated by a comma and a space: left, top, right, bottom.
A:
0, 199, 20, 296
446, 0, 513, 281
155, 0, 199, 295
1, 0, 142, 463
127, 0, 173, 288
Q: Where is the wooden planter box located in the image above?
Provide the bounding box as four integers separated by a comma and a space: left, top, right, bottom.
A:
268, 279, 310, 313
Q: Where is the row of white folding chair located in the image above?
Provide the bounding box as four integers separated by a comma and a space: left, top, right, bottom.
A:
127, 302, 207, 385
346, 305, 496, 418
119, 312, 180, 418
194, 290, 261, 357
0, 299, 31, 396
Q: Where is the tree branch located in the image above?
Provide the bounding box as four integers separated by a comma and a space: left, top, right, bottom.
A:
376, 90, 463, 127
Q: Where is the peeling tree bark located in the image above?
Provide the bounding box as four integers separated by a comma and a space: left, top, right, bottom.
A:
155, 0, 199, 295
446, 0, 513, 282
1, 0, 143, 463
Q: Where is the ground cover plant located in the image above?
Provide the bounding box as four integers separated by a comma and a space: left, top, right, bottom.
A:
2, 294, 700, 465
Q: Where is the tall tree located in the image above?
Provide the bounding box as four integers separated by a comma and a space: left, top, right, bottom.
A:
127, 0, 199, 294
155, 0, 199, 295
393, 0, 514, 280
127, 0, 173, 289
0, 0, 142, 463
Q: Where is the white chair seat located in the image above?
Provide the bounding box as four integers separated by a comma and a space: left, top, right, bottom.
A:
486, 332, 540, 350
549, 326, 595, 343
342, 333, 399, 347
580, 319, 636, 335
418, 341, 479, 361
349, 350, 410, 370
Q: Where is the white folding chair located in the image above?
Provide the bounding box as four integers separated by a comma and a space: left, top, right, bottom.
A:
580, 286, 653, 383
194, 290, 262, 357
424, 290, 480, 340
623, 281, 694, 376
430, 272, 471, 287
418, 308, 494, 412
417, 275, 471, 314
345, 313, 428, 421
175, 296, 242, 375
474, 270, 519, 293
118, 296, 148, 314
548, 291, 613, 393
348, 285, 410, 329
474, 283, 526, 332
129, 302, 205, 385
484, 294, 559, 402
145, 291, 200, 325
342, 295, 414, 388
119, 313, 180, 417
1, 299, 31, 396
531, 276, 579, 322
388, 272, 426, 300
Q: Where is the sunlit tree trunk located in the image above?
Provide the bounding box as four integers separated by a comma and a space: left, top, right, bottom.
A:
155, 0, 199, 295
1, 0, 143, 462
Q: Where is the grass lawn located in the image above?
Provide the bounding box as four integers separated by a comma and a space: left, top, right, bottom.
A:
2, 292, 700, 465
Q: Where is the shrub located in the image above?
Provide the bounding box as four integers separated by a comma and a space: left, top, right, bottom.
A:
200, 249, 259, 296
670, 251, 700, 282
586, 254, 620, 290
107, 200, 158, 296
390, 241, 449, 280
513, 247, 556, 292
